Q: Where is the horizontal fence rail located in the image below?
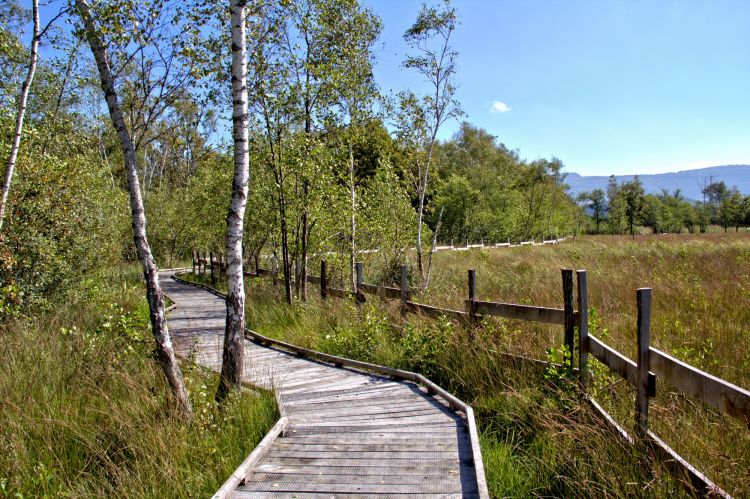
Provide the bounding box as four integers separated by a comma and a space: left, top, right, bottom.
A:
650, 347, 750, 427
587, 334, 657, 396
470, 300, 567, 325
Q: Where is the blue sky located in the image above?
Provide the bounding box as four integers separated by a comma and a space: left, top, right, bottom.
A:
26, 0, 750, 176
365, 0, 750, 176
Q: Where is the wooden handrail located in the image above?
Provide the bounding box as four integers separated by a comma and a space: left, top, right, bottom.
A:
650, 347, 749, 426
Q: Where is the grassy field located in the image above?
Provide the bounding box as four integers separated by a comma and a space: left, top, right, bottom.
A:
214, 232, 750, 497
0, 266, 278, 498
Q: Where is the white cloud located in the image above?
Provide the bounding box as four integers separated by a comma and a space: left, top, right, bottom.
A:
490, 100, 511, 113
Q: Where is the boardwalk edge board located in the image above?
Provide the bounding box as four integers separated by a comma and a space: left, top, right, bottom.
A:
213, 417, 290, 499
168, 272, 489, 499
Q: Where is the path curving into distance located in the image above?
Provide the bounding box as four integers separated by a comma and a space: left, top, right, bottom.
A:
160, 271, 485, 498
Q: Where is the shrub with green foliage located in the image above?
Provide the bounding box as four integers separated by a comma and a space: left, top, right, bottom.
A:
0, 113, 128, 314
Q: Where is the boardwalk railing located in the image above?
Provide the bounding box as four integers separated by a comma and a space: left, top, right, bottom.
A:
191, 252, 749, 497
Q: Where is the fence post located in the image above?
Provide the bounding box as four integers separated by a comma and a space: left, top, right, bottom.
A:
210, 251, 216, 284
192, 251, 197, 275
636, 288, 652, 436
562, 269, 575, 369
320, 260, 327, 300
355, 261, 364, 311
467, 269, 477, 317
576, 270, 589, 390
400, 265, 409, 305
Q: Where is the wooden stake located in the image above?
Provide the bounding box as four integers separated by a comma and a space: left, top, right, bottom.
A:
356, 261, 363, 311
400, 265, 409, 304
321, 260, 327, 300
467, 269, 477, 317
562, 269, 575, 368
577, 270, 589, 389
636, 287, 652, 435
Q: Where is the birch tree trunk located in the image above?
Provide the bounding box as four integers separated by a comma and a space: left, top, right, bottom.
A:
75, 0, 192, 417
415, 138, 436, 280
216, 0, 250, 403
0, 0, 41, 232
349, 141, 357, 293
424, 204, 443, 290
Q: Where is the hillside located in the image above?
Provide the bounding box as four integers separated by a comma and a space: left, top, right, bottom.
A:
566, 165, 750, 200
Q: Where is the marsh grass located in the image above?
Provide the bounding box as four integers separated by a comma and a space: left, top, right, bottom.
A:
0, 266, 278, 498
182, 232, 750, 496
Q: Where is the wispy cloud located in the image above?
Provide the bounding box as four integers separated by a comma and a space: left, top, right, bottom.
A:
490, 100, 511, 113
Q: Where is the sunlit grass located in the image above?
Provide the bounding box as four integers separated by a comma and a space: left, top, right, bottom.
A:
0, 267, 278, 497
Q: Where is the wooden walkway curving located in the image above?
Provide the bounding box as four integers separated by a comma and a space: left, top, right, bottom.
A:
161, 271, 486, 498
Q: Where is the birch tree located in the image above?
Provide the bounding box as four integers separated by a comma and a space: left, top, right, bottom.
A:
75, 0, 192, 417
0, 0, 66, 231
402, 0, 462, 281
216, 0, 250, 403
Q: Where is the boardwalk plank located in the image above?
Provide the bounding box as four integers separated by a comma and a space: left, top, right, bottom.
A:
160, 272, 481, 499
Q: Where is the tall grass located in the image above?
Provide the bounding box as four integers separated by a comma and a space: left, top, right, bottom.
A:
211, 232, 749, 497
0, 266, 278, 497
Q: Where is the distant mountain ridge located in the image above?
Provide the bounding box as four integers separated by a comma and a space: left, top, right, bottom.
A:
565, 165, 750, 201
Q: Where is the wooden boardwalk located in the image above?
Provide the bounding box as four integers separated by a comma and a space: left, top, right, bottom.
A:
161, 271, 486, 498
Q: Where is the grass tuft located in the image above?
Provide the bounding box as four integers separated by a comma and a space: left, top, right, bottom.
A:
0, 267, 278, 497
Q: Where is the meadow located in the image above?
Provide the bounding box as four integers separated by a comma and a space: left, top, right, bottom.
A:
228, 232, 750, 497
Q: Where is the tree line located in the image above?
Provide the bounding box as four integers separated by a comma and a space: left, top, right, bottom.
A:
578, 176, 750, 236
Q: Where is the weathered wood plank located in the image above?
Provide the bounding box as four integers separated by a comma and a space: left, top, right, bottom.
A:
471, 299, 566, 325
254, 463, 461, 476
266, 450, 460, 460
247, 472, 460, 486
286, 423, 464, 435
236, 480, 461, 494
234, 492, 468, 499
295, 405, 454, 419
586, 334, 656, 396
262, 456, 464, 467
650, 347, 750, 425
273, 442, 470, 453
360, 282, 403, 299
289, 398, 452, 414
405, 301, 469, 320
279, 434, 464, 445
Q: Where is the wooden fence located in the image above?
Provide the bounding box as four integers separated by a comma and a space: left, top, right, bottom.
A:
192, 250, 227, 284
191, 251, 748, 497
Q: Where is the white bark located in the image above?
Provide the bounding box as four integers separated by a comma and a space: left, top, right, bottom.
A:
424, 204, 443, 290
75, 0, 192, 417
415, 137, 437, 281
217, 0, 250, 402
0, 0, 41, 232
349, 141, 356, 293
